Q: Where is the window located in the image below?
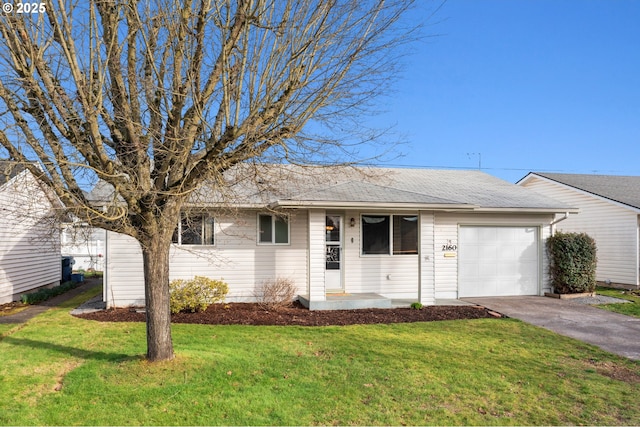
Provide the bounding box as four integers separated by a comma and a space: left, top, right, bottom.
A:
362, 215, 390, 254
362, 214, 418, 255
172, 214, 214, 245
393, 216, 418, 255
258, 214, 289, 244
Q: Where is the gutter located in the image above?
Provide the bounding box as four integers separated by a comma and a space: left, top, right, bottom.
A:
549, 212, 571, 235
267, 200, 478, 211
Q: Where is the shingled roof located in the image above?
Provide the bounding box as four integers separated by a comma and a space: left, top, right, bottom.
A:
0, 160, 25, 186
527, 172, 640, 210
88, 164, 573, 213
268, 167, 570, 211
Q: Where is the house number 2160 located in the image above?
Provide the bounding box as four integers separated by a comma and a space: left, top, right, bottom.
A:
442, 242, 457, 251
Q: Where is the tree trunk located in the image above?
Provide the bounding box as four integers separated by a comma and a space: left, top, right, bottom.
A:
141, 235, 174, 362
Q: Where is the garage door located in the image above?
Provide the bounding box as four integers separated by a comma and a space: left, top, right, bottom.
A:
458, 226, 539, 297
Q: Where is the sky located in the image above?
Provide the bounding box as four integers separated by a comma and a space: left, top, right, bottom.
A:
364, 0, 640, 183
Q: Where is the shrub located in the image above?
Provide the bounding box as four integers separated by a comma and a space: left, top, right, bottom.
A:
547, 232, 597, 294
410, 302, 423, 310
253, 277, 297, 310
169, 276, 228, 314
20, 281, 80, 304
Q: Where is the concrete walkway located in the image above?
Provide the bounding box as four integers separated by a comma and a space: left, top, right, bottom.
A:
0, 278, 102, 324
463, 296, 640, 361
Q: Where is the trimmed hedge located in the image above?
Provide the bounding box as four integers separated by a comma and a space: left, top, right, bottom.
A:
547, 232, 597, 294
20, 281, 80, 304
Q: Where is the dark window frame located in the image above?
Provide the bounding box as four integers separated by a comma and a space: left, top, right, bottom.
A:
361, 214, 418, 255
172, 214, 215, 246
257, 213, 290, 245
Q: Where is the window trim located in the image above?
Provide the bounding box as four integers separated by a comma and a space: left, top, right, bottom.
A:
172, 213, 215, 246
257, 213, 290, 245
361, 213, 418, 256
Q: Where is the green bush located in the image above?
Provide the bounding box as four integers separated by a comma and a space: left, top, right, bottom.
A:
410, 302, 423, 310
547, 232, 597, 294
169, 276, 228, 314
20, 281, 79, 304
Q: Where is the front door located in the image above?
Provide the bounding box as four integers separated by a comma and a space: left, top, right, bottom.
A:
325, 215, 343, 292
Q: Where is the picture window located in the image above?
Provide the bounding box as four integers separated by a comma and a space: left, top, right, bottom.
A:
361, 214, 417, 255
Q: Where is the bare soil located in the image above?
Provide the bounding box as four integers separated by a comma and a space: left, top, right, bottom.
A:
0, 301, 28, 317
74, 301, 501, 326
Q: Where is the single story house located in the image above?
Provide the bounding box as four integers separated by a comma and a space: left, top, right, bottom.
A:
519, 172, 640, 289
98, 165, 575, 309
0, 161, 61, 304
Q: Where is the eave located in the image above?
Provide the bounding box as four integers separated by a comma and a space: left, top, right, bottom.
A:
472, 207, 580, 214
268, 200, 479, 211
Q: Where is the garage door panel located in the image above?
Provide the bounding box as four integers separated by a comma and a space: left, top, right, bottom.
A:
497, 246, 519, 261
521, 244, 538, 261
459, 226, 539, 297
459, 262, 478, 278
478, 262, 497, 277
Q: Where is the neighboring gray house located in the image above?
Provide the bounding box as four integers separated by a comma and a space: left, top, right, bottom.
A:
519, 172, 640, 289
0, 161, 61, 304
97, 165, 574, 309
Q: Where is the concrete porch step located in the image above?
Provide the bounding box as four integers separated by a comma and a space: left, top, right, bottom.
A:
298, 293, 392, 311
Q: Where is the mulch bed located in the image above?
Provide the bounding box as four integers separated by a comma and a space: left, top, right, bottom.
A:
74, 301, 502, 326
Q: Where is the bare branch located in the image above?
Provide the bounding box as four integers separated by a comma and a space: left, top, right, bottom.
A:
0, 0, 420, 362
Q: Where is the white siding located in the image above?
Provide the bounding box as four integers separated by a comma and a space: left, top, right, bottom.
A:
61, 225, 105, 271
105, 210, 309, 307
433, 212, 553, 299
104, 231, 145, 307
523, 177, 639, 286
0, 171, 60, 303
105, 207, 557, 306
419, 211, 435, 305
343, 210, 420, 300
307, 209, 326, 301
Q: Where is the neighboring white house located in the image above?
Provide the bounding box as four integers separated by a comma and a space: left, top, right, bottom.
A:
519, 172, 640, 289
96, 165, 575, 309
61, 223, 106, 272
0, 161, 61, 304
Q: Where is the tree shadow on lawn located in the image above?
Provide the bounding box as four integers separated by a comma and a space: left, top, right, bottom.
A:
2, 336, 137, 363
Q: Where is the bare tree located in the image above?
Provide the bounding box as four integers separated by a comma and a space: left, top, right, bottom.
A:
0, 0, 418, 361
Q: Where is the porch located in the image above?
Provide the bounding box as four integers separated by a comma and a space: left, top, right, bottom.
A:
298, 293, 474, 311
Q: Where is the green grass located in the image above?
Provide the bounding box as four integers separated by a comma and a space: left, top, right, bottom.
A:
596, 287, 640, 318
1, 287, 639, 426
75, 270, 104, 278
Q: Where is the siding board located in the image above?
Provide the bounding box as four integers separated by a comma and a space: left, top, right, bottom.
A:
106, 210, 309, 307
419, 211, 435, 304
523, 176, 639, 286
343, 210, 419, 300
434, 212, 553, 299
0, 171, 60, 303
105, 207, 557, 306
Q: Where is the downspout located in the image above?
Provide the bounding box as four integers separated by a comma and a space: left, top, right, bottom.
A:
549, 212, 570, 236
104, 229, 110, 308
546, 212, 570, 295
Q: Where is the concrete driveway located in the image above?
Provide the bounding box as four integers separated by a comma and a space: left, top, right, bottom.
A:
463, 296, 640, 361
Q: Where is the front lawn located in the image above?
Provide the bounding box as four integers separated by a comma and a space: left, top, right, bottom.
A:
596, 287, 640, 318
1, 286, 639, 426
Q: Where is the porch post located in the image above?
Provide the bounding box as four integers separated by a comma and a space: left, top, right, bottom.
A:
308, 208, 326, 302
419, 211, 435, 305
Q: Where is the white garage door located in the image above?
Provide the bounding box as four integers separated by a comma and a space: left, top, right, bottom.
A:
458, 226, 539, 297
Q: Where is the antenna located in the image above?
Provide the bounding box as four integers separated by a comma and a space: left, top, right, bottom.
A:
467, 152, 481, 170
